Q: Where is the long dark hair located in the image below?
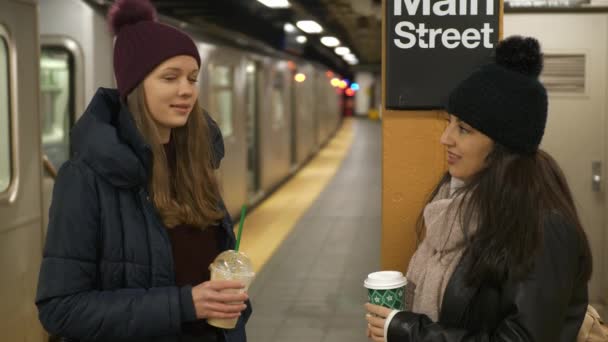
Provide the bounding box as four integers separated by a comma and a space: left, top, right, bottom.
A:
416, 144, 593, 286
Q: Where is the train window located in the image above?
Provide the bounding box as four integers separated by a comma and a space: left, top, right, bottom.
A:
209, 64, 234, 137
272, 70, 285, 127
0, 36, 11, 193
40, 47, 73, 170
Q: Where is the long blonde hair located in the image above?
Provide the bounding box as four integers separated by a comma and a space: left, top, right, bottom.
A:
127, 84, 224, 228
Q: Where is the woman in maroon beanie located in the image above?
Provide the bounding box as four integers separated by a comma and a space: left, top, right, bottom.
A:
35, 0, 250, 341
364, 36, 592, 342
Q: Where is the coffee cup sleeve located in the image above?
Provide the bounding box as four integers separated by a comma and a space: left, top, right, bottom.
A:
384, 309, 401, 341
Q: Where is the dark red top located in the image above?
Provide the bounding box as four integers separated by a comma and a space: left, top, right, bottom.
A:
164, 143, 222, 339
167, 225, 221, 289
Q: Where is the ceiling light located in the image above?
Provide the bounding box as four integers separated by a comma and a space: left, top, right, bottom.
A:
294, 73, 306, 82
334, 47, 350, 56
296, 20, 323, 34
296, 35, 308, 44
320, 36, 340, 47
257, 0, 290, 8
343, 53, 359, 65
284, 23, 296, 33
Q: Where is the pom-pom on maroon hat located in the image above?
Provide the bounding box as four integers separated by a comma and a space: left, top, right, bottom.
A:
108, 0, 201, 100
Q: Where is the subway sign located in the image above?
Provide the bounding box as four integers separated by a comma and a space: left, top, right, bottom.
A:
385, 0, 500, 109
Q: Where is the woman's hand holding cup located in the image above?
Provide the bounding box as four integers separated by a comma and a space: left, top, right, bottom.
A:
365, 303, 392, 342
191, 280, 248, 320
363, 271, 408, 341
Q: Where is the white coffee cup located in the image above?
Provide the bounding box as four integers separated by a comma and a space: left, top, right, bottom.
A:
364, 271, 407, 310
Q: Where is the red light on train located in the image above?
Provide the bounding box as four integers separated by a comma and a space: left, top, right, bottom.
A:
345, 88, 355, 97
326, 70, 334, 78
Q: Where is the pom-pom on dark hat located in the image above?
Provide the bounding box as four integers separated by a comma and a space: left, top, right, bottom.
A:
108, 0, 201, 99
447, 36, 548, 154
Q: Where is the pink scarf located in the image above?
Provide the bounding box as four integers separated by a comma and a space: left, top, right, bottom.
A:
406, 178, 475, 321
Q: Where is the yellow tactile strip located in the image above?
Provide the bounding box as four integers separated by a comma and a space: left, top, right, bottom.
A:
239, 118, 354, 273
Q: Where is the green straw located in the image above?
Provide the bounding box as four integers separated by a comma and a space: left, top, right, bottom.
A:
235, 205, 247, 252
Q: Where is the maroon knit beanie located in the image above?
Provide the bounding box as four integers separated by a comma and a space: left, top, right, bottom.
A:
108, 0, 201, 100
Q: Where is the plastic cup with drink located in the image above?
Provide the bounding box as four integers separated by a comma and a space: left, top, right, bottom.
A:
207, 205, 255, 329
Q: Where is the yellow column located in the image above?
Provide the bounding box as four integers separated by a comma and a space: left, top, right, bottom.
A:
381, 112, 446, 272
380, 0, 504, 272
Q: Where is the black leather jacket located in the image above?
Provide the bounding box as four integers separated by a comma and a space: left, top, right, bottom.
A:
388, 213, 588, 342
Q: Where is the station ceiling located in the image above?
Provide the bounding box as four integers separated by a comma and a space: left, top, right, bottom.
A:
87, 0, 382, 76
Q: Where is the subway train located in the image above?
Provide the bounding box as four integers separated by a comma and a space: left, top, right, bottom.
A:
0, 0, 342, 340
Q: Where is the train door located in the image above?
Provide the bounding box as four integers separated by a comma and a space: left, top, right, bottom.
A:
312, 71, 321, 148
294, 64, 315, 164
202, 49, 247, 216
245, 60, 261, 202
257, 60, 291, 191
0, 1, 45, 340
290, 67, 298, 169
269, 63, 291, 182
39, 37, 84, 235
505, 14, 607, 312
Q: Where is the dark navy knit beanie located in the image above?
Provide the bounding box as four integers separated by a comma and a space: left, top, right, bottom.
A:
108, 0, 201, 100
447, 36, 547, 154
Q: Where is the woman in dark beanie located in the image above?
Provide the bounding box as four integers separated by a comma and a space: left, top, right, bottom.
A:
35, 0, 251, 341
365, 36, 592, 341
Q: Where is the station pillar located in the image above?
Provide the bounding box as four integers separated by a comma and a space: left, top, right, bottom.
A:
380, 0, 503, 272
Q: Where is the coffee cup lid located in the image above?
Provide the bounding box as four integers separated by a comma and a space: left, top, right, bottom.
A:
364, 271, 407, 290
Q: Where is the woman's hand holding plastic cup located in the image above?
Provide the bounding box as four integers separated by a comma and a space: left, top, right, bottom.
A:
202, 206, 255, 328
191, 280, 249, 320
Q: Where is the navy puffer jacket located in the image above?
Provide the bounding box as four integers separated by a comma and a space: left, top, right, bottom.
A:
35, 88, 251, 342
